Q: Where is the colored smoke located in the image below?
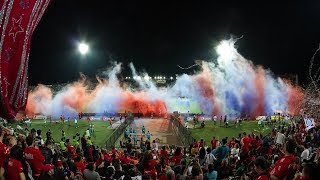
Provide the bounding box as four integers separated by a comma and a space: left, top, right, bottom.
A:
26, 39, 304, 119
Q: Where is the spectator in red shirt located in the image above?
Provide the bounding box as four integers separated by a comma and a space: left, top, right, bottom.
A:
160, 146, 168, 160
74, 156, 86, 173
250, 136, 258, 149
193, 139, 199, 148
0, 127, 10, 180
40, 164, 55, 180
120, 153, 132, 165
241, 132, 250, 153
211, 136, 218, 149
171, 147, 183, 166
229, 137, 236, 148
255, 136, 262, 151
244, 156, 269, 180
4, 145, 26, 180
269, 139, 297, 180
24, 135, 45, 178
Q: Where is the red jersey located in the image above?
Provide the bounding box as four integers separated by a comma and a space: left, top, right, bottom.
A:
229, 140, 236, 148
250, 138, 257, 149
242, 136, 250, 153
211, 139, 217, 149
268, 145, 273, 156
254, 174, 269, 180
111, 149, 117, 154
269, 154, 295, 180
193, 141, 199, 148
0, 142, 10, 168
5, 158, 23, 180
147, 159, 157, 171
160, 150, 168, 159
24, 147, 45, 176
120, 157, 131, 165
256, 140, 262, 150
171, 155, 182, 165
66, 144, 74, 154
104, 153, 111, 161
199, 141, 204, 148
74, 161, 86, 173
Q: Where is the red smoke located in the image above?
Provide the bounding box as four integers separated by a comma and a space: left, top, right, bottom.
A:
61, 82, 92, 112
254, 67, 266, 116
120, 91, 167, 116
286, 82, 304, 115
26, 84, 53, 117
194, 63, 221, 116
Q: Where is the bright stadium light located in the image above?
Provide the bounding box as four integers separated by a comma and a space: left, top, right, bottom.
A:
159, 76, 162, 80
163, 77, 166, 79
78, 42, 89, 55
170, 77, 173, 80
216, 40, 235, 60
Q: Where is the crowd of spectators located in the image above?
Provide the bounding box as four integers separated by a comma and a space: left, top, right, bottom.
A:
0, 117, 319, 180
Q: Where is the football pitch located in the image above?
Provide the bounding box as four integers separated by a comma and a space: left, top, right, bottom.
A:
22, 119, 115, 147
188, 120, 276, 144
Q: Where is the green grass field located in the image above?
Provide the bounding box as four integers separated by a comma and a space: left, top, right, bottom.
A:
19, 120, 114, 147
189, 120, 275, 143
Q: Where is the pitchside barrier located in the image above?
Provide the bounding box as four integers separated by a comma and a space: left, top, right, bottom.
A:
170, 111, 194, 146
105, 112, 134, 149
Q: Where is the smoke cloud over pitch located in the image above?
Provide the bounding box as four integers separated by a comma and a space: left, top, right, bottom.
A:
26, 39, 304, 119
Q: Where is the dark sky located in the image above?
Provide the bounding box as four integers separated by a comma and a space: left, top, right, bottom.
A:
29, 1, 320, 85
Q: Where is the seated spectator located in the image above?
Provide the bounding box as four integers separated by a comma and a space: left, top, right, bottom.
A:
244, 156, 269, 180
4, 145, 26, 180
24, 135, 45, 178
269, 139, 297, 180
39, 164, 55, 180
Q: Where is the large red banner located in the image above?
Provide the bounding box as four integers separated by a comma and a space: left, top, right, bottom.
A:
0, 0, 51, 120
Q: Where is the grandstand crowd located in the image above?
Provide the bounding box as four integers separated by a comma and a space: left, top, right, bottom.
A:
0, 116, 319, 180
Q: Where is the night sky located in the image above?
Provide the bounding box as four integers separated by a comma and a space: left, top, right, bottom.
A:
29, 1, 320, 86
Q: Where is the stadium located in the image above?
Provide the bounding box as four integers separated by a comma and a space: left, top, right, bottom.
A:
1, 1, 320, 180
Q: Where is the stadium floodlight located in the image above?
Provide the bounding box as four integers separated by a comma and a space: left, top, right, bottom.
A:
216, 40, 235, 60
163, 77, 166, 79
159, 76, 162, 80
78, 42, 89, 55
170, 77, 173, 80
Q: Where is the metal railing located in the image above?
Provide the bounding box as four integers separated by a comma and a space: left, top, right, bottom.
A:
105, 112, 134, 149
170, 112, 194, 146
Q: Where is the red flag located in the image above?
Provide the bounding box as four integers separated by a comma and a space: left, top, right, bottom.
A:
0, 0, 51, 120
